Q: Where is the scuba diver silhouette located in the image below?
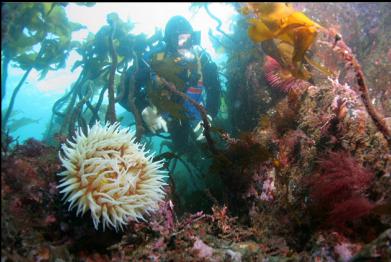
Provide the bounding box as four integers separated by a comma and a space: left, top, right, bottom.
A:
118, 16, 222, 153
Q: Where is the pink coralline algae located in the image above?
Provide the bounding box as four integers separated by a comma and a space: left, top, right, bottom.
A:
192, 237, 214, 258
260, 168, 276, 202
244, 164, 276, 203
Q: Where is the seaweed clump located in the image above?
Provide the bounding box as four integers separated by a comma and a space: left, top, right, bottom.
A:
308, 151, 375, 231
210, 133, 272, 215
241, 3, 322, 80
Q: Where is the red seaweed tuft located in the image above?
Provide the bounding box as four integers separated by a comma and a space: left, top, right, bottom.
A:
309, 151, 375, 228
328, 196, 375, 227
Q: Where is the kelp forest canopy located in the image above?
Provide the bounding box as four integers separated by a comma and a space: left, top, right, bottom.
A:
1, 3, 87, 132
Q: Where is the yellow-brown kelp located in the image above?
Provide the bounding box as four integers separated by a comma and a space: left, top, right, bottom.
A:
241, 3, 322, 80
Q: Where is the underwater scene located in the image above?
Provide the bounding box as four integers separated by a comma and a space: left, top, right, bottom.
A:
1, 2, 391, 261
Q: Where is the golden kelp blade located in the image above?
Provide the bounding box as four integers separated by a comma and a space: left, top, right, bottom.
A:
292, 26, 317, 65
248, 18, 274, 42
246, 3, 296, 42
281, 11, 320, 29
259, 3, 296, 30
244, 3, 295, 18
277, 11, 320, 68
243, 3, 325, 80
261, 39, 294, 68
